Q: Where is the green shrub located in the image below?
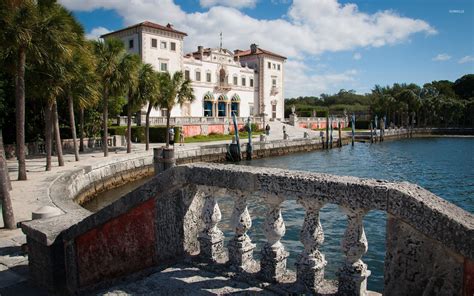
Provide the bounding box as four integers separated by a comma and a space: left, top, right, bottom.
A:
108, 126, 180, 143
148, 126, 180, 143
108, 126, 127, 136
354, 120, 370, 129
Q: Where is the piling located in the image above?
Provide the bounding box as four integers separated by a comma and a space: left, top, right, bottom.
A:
153, 147, 176, 174
370, 122, 374, 144
338, 121, 342, 147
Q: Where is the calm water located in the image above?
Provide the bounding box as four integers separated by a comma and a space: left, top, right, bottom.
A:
87, 137, 474, 292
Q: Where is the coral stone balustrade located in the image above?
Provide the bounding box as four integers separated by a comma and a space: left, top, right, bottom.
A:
21, 163, 474, 295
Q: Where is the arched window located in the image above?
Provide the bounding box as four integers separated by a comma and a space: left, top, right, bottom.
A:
218, 95, 228, 117
231, 94, 240, 116
219, 68, 226, 83
203, 92, 214, 117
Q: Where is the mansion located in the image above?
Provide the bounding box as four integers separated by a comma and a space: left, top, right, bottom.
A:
101, 21, 286, 120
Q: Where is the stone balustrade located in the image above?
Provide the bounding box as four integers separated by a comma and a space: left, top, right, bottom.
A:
21, 163, 474, 295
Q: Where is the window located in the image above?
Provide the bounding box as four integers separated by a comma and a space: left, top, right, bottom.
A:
206, 72, 211, 82
249, 104, 254, 116
272, 78, 277, 87
233, 76, 238, 85
160, 62, 168, 72
250, 78, 254, 87
161, 109, 168, 117
273, 63, 276, 69
170, 42, 176, 51
160, 41, 167, 49
195, 71, 201, 81
241, 77, 246, 86
129, 39, 134, 49
219, 68, 226, 83
277, 64, 281, 71
268, 62, 271, 69
151, 38, 157, 48
184, 70, 190, 80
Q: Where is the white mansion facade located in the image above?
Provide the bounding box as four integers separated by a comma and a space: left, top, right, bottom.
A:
102, 21, 286, 120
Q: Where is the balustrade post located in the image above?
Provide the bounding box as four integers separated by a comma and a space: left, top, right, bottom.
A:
337, 207, 371, 296
260, 194, 288, 282
198, 193, 226, 263
296, 199, 326, 292
228, 192, 256, 271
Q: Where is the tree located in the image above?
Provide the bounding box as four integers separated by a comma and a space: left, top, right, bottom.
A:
453, 74, 474, 100
93, 38, 129, 157
121, 54, 141, 153
138, 64, 160, 151
0, 129, 15, 229
157, 72, 194, 148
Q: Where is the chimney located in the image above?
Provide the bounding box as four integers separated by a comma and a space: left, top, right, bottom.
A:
250, 44, 258, 54
166, 23, 173, 28
198, 45, 204, 59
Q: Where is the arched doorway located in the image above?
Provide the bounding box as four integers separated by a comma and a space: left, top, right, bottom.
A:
203, 92, 215, 117
218, 95, 228, 117
231, 94, 240, 116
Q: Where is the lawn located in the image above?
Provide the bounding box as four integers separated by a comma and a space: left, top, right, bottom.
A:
184, 131, 263, 143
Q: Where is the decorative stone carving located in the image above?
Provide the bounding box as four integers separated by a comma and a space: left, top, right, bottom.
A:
260, 194, 288, 282
228, 192, 256, 271
198, 189, 226, 263
296, 199, 326, 292
337, 206, 371, 296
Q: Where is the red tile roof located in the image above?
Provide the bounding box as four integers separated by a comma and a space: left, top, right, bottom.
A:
101, 21, 187, 38
235, 48, 286, 60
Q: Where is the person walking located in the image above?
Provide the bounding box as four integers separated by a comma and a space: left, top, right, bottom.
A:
169, 127, 175, 146
265, 124, 270, 136
179, 129, 185, 146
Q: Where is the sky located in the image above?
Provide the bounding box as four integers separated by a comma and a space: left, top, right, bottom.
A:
60, 0, 474, 98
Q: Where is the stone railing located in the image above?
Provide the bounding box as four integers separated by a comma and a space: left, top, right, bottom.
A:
141, 116, 263, 126
21, 163, 473, 295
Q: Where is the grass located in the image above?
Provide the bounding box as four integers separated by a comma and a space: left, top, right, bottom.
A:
184, 131, 263, 143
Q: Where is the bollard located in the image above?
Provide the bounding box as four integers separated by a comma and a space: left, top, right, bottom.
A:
260, 134, 266, 142
162, 148, 176, 171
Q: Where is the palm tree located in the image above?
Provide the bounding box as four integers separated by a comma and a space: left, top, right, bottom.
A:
0, 129, 15, 229
138, 64, 160, 151
0, 0, 39, 180
66, 43, 99, 160
121, 54, 142, 153
93, 38, 135, 157
157, 71, 195, 148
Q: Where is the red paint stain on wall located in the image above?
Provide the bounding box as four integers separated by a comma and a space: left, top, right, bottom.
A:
208, 124, 225, 134
229, 124, 244, 133
183, 125, 201, 137
464, 258, 474, 296
75, 199, 156, 287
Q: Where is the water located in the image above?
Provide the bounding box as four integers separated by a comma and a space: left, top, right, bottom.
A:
237, 137, 474, 292
88, 137, 474, 292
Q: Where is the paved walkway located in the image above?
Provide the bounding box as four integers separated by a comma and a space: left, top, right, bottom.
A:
0, 122, 323, 294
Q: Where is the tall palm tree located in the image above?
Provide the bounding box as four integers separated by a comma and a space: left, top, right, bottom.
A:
0, 0, 39, 180
93, 38, 128, 157
139, 64, 160, 151
121, 54, 142, 153
157, 71, 195, 148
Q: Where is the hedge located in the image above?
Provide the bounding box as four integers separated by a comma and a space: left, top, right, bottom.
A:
108, 126, 180, 143
354, 120, 370, 129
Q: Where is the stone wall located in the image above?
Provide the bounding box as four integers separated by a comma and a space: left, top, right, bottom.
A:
21, 163, 474, 295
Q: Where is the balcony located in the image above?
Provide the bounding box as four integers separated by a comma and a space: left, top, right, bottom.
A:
21, 163, 473, 295
215, 81, 232, 92
270, 85, 280, 95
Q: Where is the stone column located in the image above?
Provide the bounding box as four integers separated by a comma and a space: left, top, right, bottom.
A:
296, 199, 326, 292
337, 207, 371, 296
228, 192, 256, 271
260, 194, 288, 282
198, 192, 226, 263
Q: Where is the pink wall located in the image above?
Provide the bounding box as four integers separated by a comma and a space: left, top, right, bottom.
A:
183, 125, 202, 137
208, 124, 225, 134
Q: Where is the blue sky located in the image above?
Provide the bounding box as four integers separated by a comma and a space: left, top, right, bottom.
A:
63, 0, 473, 97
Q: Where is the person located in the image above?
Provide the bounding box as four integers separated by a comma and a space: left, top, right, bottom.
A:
168, 127, 175, 146
282, 125, 286, 138
179, 130, 185, 146
265, 124, 270, 135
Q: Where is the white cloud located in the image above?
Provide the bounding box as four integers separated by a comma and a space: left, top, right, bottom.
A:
85, 26, 111, 40
432, 53, 451, 61
60, 0, 437, 96
353, 52, 362, 60
199, 0, 257, 9
458, 55, 474, 64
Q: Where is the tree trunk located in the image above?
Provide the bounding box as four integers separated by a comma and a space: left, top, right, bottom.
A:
145, 104, 152, 151
165, 110, 171, 148
0, 130, 12, 191
127, 105, 132, 153
15, 47, 27, 180
52, 101, 64, 166
103, 87, 109, 157
44, 103, 53, 171
79, 107, 85, 152
0, 129, 16, 229
68, 93, 80, 161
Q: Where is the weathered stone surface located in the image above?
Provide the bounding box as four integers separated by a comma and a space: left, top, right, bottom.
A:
198, 190, 226, 263
384, 215, 464, 296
